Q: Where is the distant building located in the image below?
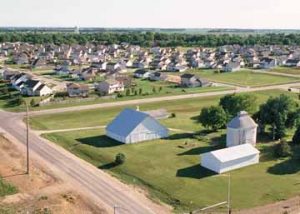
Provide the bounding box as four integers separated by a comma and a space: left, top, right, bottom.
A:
66, 83, 89, 97
106, 108, 169, 144
226, 111, 258, 148
74, 26, 80, 34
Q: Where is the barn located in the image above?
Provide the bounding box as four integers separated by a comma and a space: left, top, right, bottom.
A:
106, 108, 169, 144
201, 144, 260, 174
226, 111, 258, 147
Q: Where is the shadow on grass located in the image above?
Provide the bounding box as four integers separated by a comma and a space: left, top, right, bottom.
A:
177, 144, 223, 156
76, 135, 123, 148
268, 144, 300, 175
267, 158, 300, 175
167, 133, 196, 140
98, 162, 118, 170
176, 164, 216, 179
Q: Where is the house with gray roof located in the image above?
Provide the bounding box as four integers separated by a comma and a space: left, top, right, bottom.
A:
106, 108, 169, 144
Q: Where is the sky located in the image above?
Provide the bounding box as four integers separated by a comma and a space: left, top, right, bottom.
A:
1, 0, 300, 29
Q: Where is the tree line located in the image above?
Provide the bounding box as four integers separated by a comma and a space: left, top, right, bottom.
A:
2, 32, 300, 47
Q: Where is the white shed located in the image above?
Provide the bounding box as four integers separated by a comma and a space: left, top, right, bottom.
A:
106, 108, 169, 144
201, 144, 260, 174
226, 111, 258, 147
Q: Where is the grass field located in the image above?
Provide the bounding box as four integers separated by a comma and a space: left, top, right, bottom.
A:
269, 67, 300, 75
0, 177, 17, 197
35, 89, 300, 212
43, 128, 300, 212
29, 89, 296, 131
187, 69, 300, 87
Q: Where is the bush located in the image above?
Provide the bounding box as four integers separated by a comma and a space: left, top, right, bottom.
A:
170, 113, 176, 118
30, 99, 37, 107
274, 140, 292, 158
115, 153, 126, 165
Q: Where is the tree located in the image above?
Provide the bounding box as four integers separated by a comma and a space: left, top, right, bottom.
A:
115, 153, 126, 165
219, 94, 257, 118
158, 86, 163, 93
152, 87, 156, 94
274, 140, 291, 158
125, 89, 130, 96
198, 106, 227, 131
30, 99, 36, 107
259, 94, 298, 140
292, 125, 300, 144
138, 88, 143, 95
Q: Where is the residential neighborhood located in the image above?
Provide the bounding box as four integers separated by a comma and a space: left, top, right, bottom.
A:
2, 1, 300, 214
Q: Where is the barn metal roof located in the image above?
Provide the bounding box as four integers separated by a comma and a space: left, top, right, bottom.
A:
106, 108, 150, 137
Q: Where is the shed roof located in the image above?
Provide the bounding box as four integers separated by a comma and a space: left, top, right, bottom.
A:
227, 111, 257, 129
205, 144, 259, 163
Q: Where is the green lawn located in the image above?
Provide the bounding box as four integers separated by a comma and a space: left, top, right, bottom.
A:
187, 69, 300, 87
269, 67, 300, 75
29, 89, 296, 131
36, 89, 300, 212
0, 177, 17, 197
43, 128, 300, 212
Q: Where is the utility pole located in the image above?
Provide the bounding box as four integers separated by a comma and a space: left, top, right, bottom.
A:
227, 173, 231, 214
24, 101, 30, 174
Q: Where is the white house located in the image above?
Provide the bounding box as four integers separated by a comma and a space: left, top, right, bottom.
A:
106, 108, 169, 144
95, 79, 124, 95
201, 144, 260, 174
226, 111, 258, 147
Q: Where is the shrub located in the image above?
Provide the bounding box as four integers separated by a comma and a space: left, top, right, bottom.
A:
115, 153, 126, 165
274, 140, 292, 158
170, 113, 176, 118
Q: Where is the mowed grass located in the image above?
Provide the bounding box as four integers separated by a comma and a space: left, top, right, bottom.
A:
0, 177, 17, 197
43, 128, 300, 212
38, 89, 300, 212
29, 89, 296, 131
269, 67, 300, 75
190, 69, 300, 87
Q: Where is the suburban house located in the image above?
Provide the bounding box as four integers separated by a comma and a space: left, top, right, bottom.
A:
149, 72, 167, 81
95, 79, 124, 95
106, 108, 169, 144
22, 79, 52, 96
66, 83, 89, 97
259, 58, 277, 69
221, 62, 241, 72
133, 69, 151, 79
226, 111, 258, 148
180, 74, 210, 88
201, 144, 260, 174
2, 70, 20, 81
284, 59, 300, 67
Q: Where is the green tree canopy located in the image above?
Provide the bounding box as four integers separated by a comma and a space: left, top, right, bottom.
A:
219, 94, 258, 118
198, 106, 227, 131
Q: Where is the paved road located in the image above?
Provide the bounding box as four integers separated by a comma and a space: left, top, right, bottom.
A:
0, 111, 165, 214
30, 81, 300, 116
